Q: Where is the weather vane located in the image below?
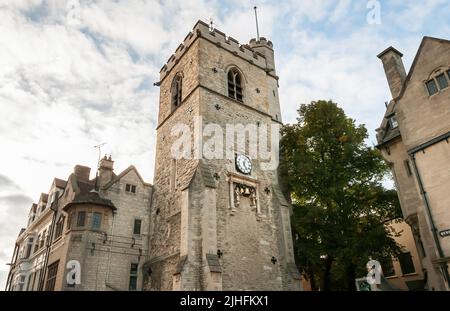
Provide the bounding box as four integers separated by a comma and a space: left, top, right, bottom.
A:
93, 142, 107, 191
209, 17, 214, 31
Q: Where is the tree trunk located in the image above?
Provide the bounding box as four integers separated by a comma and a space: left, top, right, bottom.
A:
320, 256, 333, 291
345, 263, 357, 291
307, 270, 318, 291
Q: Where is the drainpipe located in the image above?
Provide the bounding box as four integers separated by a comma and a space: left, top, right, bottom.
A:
105, 211, 116, 288
410, 153, 450, 288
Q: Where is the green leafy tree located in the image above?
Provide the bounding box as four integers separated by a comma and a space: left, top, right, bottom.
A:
280, 100, 402, 291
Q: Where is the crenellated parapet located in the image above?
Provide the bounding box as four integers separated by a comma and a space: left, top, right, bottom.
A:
159, 20, 274, 81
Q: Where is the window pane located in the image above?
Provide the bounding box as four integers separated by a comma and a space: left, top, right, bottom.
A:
381, 258, 395, 277
25, 244, 32, 259
125, 184, 131, 192
133, 219, 142, 235
45, 260, 59, 291
390, 116, 399, 129
131, 185, 136, 193
76, 211, 86, 227
92, 212, 102, 229
404, 160, 412, 176
129, 276, 137, 290
436, 73, 449, 90
129, 263, 138, 290
398, 252, 415, 275
447, 70, 450, 80
426, 79, 438, 95
130, 263, 138, 274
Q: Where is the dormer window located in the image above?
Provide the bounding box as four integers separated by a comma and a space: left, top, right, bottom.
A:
390, 116, 399, 129
228, 68, 243, 102
171, 73, 182, 110
426, 70, 450, 96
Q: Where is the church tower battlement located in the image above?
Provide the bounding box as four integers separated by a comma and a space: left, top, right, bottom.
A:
146, 20, 302, 291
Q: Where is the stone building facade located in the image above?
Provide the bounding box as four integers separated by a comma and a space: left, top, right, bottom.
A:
5, 157, 152, 291
383, 221, 426, 291
7, 20, 302, 292
376, 37, 450, 290
144, 20, 302, 291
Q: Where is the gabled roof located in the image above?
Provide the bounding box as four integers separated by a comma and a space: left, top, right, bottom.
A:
39, 193, 48, 203
376, 100, 401, 147
77, 179, 94, 193
178, 160, 200, 191
198, 160, 217, 189
377, 46, 403, 58
272, 184, 290, 207
102, 165, 152, 190
62, 173, 115, 211
179, 160, 217, 191
395, 36, 450, 101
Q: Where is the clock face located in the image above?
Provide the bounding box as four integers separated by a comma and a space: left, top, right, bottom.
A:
236, 154, 252, 175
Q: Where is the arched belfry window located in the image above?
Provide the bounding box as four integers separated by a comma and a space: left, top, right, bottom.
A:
171, 73, 183, 109
228, 68, 243, 102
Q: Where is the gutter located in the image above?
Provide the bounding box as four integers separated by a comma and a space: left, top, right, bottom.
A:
408, 131, 450, 288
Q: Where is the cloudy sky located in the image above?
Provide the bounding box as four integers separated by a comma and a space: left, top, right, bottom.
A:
0, 0, 449, 289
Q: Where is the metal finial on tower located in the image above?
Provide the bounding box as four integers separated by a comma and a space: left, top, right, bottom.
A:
209, 17, 214, 31
254, 6, 260, 41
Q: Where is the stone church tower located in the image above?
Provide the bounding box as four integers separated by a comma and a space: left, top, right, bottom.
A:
145, 20, 302, 291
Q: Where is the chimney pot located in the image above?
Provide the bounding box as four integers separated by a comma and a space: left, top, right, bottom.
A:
98, 155, 114, 186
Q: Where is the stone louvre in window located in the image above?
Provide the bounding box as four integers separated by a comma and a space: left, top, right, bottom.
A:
436, 73, 449, 90
447, 70, 450, 80
228, 68, 243, 102
171, 74, 182, 109
426, 79, 438, 96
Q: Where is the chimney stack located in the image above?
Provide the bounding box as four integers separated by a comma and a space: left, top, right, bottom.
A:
378, 46, 407, 99
74, 165, 91, 182
98, 155, 114, 187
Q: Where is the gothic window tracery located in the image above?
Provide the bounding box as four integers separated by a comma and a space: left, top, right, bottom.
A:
227, 68, 243, 102
171, 73, 183, 109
